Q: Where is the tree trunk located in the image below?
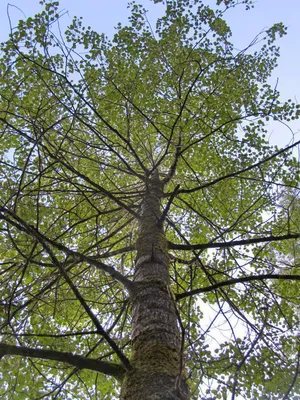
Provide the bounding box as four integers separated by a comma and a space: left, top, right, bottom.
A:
121, 170, 189, 400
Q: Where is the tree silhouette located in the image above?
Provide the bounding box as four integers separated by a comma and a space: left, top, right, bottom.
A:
0, 0, 299, 399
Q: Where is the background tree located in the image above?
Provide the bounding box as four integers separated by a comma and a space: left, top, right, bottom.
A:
0, 0, 299, 399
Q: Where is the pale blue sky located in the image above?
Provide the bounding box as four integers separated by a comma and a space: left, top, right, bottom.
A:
0, 0, 299, 146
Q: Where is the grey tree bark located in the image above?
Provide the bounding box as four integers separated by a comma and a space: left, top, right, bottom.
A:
121, 170, 189, 400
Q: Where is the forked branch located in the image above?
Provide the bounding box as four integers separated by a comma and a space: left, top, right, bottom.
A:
0, 206, 135, 293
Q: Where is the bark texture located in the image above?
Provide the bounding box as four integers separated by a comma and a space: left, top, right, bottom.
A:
121, 170, 189, 400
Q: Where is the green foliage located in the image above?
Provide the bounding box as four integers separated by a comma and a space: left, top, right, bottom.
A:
0, 0, 299, 399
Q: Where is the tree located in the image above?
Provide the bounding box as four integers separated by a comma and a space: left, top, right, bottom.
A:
0, 0, 299, 398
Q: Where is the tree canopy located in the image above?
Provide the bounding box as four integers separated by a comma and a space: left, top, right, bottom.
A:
0, 0, 299, 399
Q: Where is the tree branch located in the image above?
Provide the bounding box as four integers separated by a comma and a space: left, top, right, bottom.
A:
0, 208, 132, 369
170, 138, 300, 195
0, 342, 125, 379
159, 184, 180, 225
176, 274, 300, 300
0, 206, 135, 293
168, 233, 300, 251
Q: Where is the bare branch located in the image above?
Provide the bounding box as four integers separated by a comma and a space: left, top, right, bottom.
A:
169, 233, 300, 251
282, 352, 300, 400
0, 342, 125, 379
2, 211, 131, 369
159, 184, 180, 225
170, 139, 300, 196
176, 274, 300, 300
0, 206, 135, 293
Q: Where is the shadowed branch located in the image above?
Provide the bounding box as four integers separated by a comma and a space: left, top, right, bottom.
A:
176, 274, 300, 300
0, 342, 125, 379
169, 233, 300, 251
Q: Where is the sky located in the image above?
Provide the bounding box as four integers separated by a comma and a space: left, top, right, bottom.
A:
0, 0, 300, 147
